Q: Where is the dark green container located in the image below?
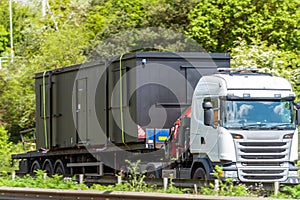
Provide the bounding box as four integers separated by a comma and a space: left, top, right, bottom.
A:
35, 52, 230, 150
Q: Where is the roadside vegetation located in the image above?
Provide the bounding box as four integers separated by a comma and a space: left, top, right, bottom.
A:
0, 165, 299, 199
0, 161, 299, 198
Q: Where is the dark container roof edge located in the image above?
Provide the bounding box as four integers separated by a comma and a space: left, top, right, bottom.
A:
35, 52, 230, 79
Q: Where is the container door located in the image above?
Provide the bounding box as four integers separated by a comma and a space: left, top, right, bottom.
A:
76, 78, 87, 144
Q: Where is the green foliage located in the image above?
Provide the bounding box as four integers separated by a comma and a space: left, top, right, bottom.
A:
231, 39, 300, 100
274, 184, 300, 199
144, 0, 200, 32
88, 27, 202, 60
0, 1, 37, 56
0, 61, 36, 140
31, 25, 89, 69
0, 170, 87, 189
86, 0, 149, 39
90, 160, 187, 194
85, 0, 202, 58
0, 125, 23, 172
187, 0, 300, 52
123, 160, 147, 191
200, 166, 250, 197
91, 160, 186, 194
0, 0, 89, 140
0, 126, 13, 170
0, 25, 8, 53
2, 165, 300, 199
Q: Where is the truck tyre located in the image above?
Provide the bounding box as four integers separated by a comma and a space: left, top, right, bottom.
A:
30, 160, 41, 173
42, 159, 54, 175
54, 160, 66, 175
192, 168, 207, 180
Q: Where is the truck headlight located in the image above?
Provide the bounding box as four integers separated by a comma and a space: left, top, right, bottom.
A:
283, 133, 293, 139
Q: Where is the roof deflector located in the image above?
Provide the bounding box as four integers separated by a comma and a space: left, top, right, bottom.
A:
217, 68, 272, 76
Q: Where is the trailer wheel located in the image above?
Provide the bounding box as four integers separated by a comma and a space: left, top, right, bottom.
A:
54, 160, 66, 175
192, 168, 207, 180
42, 159, 54, 175
30, 160, 41, 173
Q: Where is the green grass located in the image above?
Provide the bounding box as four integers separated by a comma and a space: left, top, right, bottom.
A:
0, 165, 299, 199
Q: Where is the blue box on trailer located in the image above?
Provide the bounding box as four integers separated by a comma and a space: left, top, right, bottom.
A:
146, 129, 169, 149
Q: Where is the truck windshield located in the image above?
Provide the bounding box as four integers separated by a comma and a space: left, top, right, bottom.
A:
223, 100, 295, 129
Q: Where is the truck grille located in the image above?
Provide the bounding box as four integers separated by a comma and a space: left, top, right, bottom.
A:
241, 155, 285, 159
235, 140, 290, 182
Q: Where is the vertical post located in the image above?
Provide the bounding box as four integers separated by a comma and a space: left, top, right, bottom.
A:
214, 179, 219, 195
43, 173, 47, 179
117, 176, 122, 184
274, 181, 279, 196
163, 177, 168, 191
194, 184, 198, 195
79, 174, 84, 184
9, 0, 14, 62
11, 171, 15, 180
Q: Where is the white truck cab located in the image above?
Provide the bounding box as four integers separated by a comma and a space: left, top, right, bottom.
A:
190, 68, 299, 183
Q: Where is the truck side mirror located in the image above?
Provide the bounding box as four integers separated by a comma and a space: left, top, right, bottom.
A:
295, 102, 300, 125
203, 102, 214, 126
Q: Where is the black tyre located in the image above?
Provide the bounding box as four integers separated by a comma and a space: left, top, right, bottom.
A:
54, 160, 66, 175
192, 167, 207, 180
55, 164, 64, 175
42, 159, 54, 175
30, 160, 41, 173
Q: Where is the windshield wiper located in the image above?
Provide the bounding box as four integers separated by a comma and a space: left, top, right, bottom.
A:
240, 123, 267, 130
269, 123, 293, 130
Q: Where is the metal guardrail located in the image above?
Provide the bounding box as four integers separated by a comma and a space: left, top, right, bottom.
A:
0, 187, 283, 200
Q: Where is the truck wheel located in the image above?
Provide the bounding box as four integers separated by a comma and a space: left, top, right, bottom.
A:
55, 164, 64, 175
193, 168, 207, 180
42, 159, 54, 175
54, 160, 66, 175
30, 160, 41, 173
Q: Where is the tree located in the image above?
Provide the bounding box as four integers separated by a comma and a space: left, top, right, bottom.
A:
0, 25, 8, 53
0, 0, 90, 142
85, 0, 149, 40
144, 0, 200, 32
0, 1, 37, 56
187, 0, 300, 52
85, 0, 203, 59
0, 125, 18, 171
231, 39, 300, 100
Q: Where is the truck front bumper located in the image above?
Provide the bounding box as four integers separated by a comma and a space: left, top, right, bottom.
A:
220, 162, 299, 184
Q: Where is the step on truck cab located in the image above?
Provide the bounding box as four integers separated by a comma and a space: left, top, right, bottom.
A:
166, 68, 300, 183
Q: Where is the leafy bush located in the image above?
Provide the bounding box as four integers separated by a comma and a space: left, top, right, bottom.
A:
0, 170, 87, 190
231, 39, 300, 100
269, 184, 300, 199
200, 165, 250, 197
0, 125, 23, 172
